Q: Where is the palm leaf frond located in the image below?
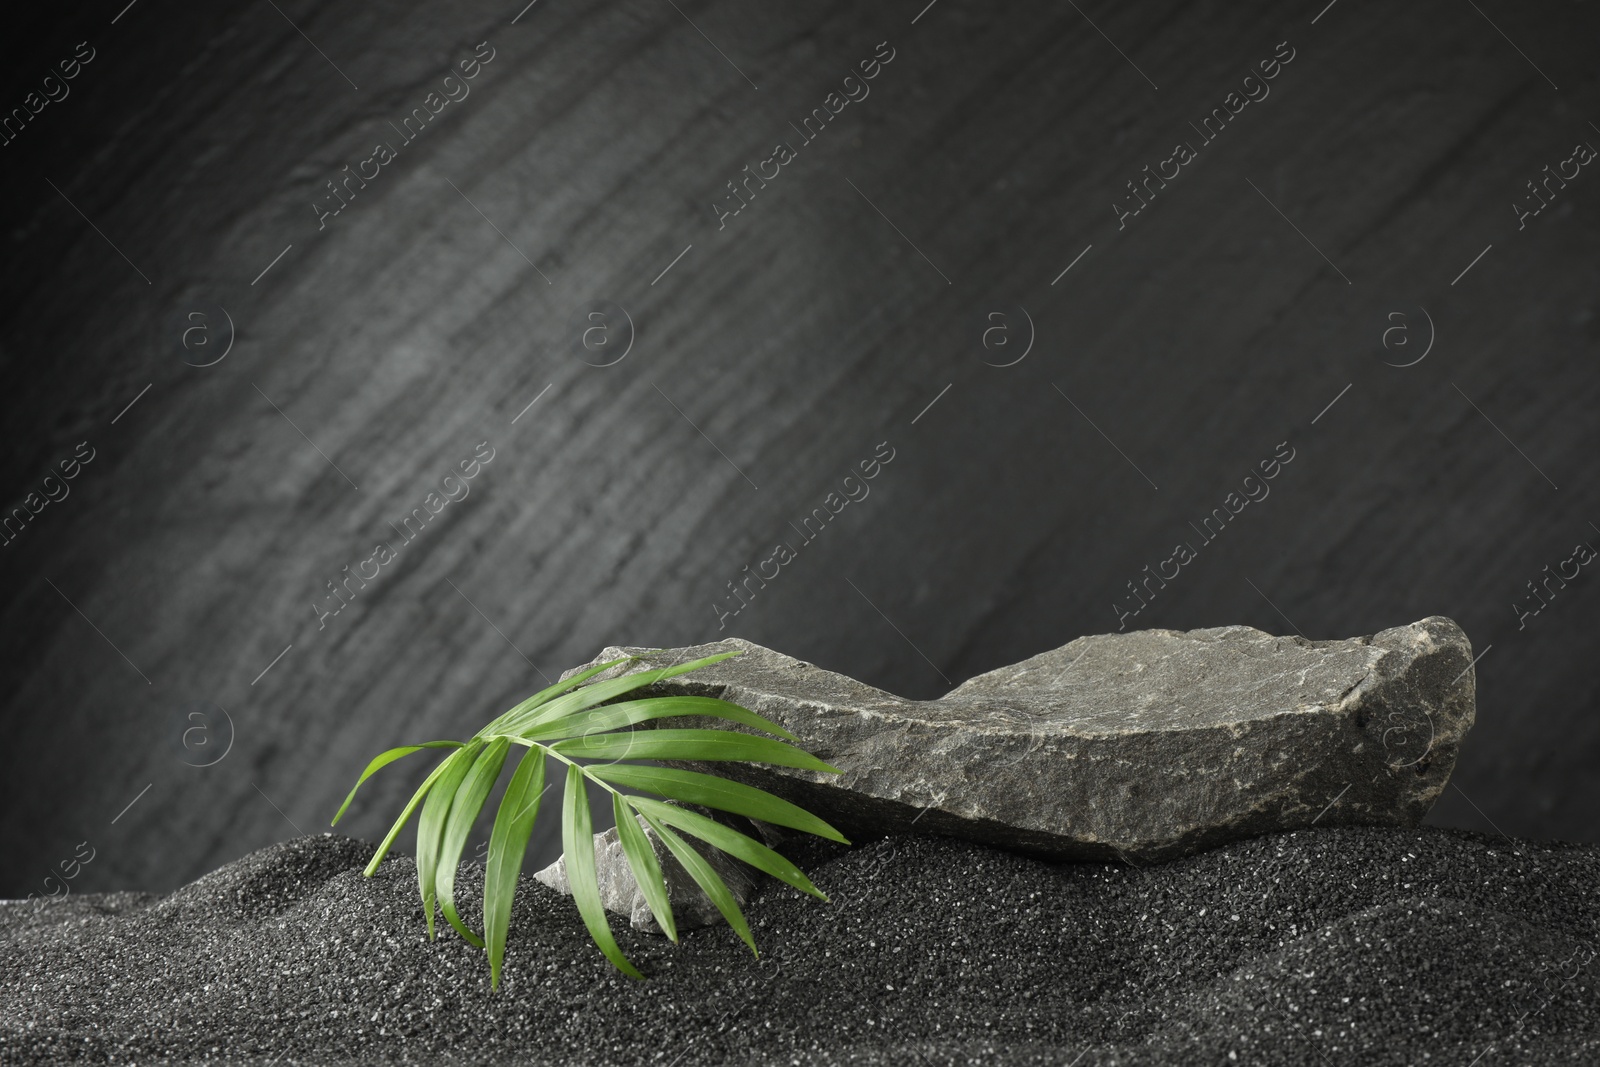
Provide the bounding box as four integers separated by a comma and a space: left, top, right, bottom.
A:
587, 763, 848, 842
561, 760, 643, 978
639, 812, 757, 955
484, 746, 546, 989
519, 695, 798, 743
415, 741, 484, 939
331, 741, 464, 826
436, 737, 510, 947
336, 649, 845, 985
502, 651, 742, 734
551, 728, 838, 772
362, 743, 467, 877
611, 795, 677, 942
480, 657, 631, 736
629, 796, 827, 900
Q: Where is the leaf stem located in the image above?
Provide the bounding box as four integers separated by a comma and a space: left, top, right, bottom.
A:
503, 738, 628, 803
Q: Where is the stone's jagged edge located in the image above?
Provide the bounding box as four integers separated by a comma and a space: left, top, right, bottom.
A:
561, 619, 1477, 865
1351, 615, 1476, 816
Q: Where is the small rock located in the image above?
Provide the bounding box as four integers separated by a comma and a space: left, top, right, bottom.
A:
566, 617, 1476, 863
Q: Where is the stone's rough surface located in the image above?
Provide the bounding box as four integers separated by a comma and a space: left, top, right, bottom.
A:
568, 617, 1476, 862
534, 808, 761, 934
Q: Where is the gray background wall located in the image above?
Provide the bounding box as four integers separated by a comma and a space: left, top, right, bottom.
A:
2, 0, 1597, 897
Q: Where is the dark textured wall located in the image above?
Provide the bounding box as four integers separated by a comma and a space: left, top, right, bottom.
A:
3, 0, 1598, 897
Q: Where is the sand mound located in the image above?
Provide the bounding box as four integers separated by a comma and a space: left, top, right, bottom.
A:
3, 827, 1597, 1064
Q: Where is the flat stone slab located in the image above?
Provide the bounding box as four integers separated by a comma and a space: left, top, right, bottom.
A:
566, 617, 1476, 863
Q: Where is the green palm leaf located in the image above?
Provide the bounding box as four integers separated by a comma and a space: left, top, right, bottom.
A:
479, 657, 631, 735
360, 751, 464, 876
501, 652, 741, 734
551, 728, 839, 772
415, 741, 484, 939
336, 649, 845, 982
561, 761, 642, 979
588, 763, 847, 842
629, 796, 827, 900
611, 794, 677, 942
484, 746, 546, 989
331, 741, 463, 826
639, 812, 757, 955
519, 695, 798, 743
436, 737, 510, 948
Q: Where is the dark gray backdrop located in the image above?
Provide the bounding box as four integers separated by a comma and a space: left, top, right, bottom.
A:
2, 0, 1597, 897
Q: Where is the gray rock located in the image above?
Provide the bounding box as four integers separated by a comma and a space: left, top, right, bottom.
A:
533, 806, 761, 934
566, 617, 1476, 863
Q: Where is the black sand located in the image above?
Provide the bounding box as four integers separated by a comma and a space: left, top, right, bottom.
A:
3, 827, 1597, 1065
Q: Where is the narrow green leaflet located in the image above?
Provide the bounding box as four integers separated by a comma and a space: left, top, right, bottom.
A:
484, 746, 546, 990
590, 763, 849, 843
501, 652, 742, 734
561, 761, 643, 979
516, 695, 798, 744
552, 728, 839, 773
331, 741, 464, 826
436, 737, 511, 948
479, 657, 631, 736
630, 796, 827, 900
363, 750, 462, 876
640, 812, 757, 955
611, 794, 677, 943
416, 741, 484, 939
